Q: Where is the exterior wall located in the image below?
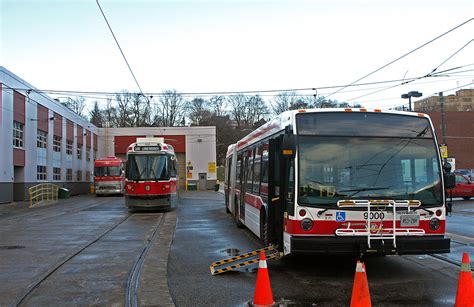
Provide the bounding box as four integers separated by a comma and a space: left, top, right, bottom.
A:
0, 67, 99, 202
427, 111, 474, 170
99, 126, 217, 189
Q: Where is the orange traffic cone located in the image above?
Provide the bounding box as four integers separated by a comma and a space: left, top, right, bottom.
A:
455, 252, 474, 307
350, 261, 372, 307
252, 251, 274, 306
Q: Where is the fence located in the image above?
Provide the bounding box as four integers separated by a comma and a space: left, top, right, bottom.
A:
29, 183, 59, 208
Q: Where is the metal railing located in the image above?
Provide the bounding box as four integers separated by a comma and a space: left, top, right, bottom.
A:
29, 183, 59, 208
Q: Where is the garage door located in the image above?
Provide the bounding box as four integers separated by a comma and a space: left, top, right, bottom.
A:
176, 153, 186, 189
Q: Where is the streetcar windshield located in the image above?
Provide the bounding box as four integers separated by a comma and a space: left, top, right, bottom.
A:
94, 166, 122, 177
296, 113, 442, 206
127, 154, 169, 181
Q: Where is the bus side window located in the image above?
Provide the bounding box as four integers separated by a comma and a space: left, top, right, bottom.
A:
236, 154, 242, 189
287, 159, 295, 202
253, 146, 262, 194
246, 149, 254, 193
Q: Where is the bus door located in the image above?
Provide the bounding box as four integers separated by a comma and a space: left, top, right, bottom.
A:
268, 138, 284, 249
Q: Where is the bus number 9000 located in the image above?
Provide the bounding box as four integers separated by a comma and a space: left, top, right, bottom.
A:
363, 212, 385, 220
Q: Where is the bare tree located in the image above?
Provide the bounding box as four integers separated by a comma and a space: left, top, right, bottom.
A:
154, 90, 188, 127
131, 93, 150, 127
61, 97, 86, 117
101, 97, 117, 127
228, 94, 247, 128
209, 95, 227, 117
188, 97, 213, 126
114, 91, 133, 127
271, 92, 299, 114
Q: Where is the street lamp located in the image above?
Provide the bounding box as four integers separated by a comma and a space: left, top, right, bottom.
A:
401, 91, 422, 111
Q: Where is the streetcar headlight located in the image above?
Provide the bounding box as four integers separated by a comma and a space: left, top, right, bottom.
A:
300, 218, 313, 231
429, 218, 440, 231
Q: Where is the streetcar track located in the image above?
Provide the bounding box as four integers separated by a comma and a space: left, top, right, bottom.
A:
126, 213, 166, 307
14, 213, 133, 306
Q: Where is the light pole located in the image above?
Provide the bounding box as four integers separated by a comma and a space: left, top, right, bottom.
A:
401, 91, 422, 111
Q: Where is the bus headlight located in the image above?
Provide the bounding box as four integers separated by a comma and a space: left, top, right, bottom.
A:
301, 218, 313, 231
429, 218, 440, 231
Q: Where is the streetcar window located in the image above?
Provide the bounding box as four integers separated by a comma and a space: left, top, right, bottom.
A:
127, 154, 169, 180
253, 152, 262, 194
168, 155, 177, 177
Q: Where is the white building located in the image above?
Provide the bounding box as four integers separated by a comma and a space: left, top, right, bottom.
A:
0, 67, 217, 203
100, 127, 217, 190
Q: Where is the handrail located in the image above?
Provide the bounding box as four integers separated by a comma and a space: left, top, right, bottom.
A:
29, 183, 59, 208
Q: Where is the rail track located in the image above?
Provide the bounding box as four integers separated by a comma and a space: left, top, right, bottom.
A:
126, 213, 166, 307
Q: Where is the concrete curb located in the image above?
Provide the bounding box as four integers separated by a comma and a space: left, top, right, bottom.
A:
140, 209, 177, 306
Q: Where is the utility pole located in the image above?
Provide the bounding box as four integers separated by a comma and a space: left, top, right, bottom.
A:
439, 92, 446, 144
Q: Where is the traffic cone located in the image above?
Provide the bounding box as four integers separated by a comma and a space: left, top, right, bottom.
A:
455, 252, 474, 307
350, 261, 372, 307
252, 251, 274, 306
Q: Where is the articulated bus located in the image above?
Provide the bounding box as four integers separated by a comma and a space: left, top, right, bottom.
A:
124, 137, 179, 212
224, 108, 455, 256
94, 156, 125, 196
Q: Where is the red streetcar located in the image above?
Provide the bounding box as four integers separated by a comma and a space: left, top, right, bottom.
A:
124, 137, 179, 211
93, 156, 125, 196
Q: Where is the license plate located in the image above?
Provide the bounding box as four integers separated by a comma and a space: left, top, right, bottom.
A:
400, 214, 419, 227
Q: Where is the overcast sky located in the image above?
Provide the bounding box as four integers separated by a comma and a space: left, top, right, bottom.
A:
1, 0, 473, 111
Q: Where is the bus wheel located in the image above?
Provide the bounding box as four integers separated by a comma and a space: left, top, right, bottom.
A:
260, 211, 269, 246
234, 199, 244, 228
462, 196, 471, 200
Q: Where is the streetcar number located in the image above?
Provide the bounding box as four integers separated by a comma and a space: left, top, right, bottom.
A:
363, 212, 385, 220
400, 214, 419, 227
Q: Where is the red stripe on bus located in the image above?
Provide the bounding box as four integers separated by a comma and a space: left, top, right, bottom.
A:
284, 218, 446, 235
244, 193, 265, 210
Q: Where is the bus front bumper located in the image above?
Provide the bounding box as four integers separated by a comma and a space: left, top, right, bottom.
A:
290, 235, 450, 255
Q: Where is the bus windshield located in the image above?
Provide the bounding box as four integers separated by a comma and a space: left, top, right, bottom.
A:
127, 154, 169, 181
94, 166, 122, 177
296, 112, 442, 207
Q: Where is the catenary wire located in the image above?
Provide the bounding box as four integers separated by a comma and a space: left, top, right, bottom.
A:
324, 18, 474, 99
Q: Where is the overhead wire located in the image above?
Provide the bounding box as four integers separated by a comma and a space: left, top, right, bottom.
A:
345, 42, 474, 102
96, 0, 149, 102
324, 18, 474, 99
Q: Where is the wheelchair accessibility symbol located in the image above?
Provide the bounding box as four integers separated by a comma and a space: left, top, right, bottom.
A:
335, 212, 346, 222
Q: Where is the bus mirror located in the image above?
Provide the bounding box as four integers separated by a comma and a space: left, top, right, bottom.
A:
444, 173, 455, 189
282, 134, 296, 158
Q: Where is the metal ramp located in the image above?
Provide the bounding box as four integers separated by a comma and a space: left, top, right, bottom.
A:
210, 246, 279, 275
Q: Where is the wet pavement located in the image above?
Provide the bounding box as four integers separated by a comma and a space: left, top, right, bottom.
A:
0, 192, 472, 306
168, 191, 469, 306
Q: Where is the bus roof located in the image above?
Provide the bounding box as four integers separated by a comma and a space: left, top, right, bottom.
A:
233, 108, 429, 152
94, 156, 124, 166
126, 137, 175, 154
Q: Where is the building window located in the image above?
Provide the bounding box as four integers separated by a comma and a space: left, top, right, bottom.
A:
86, 171, 91, 181
66, 169, 72, 181
53, 135, 61, 152
77, 170, 82, 181
77, 147, 82, 160
53, 167, 61, 181
66, 140, 73, 155
37, 165, 47, 180
86, 148, 91, 161
37, 130, 47, 148
13, 121, 24, 148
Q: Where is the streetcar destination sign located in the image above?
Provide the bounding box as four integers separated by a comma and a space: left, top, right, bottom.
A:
135, 145, 161, 151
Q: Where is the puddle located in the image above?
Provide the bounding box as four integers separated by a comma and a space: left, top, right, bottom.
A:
0, 245, 25, 250
220, 248, 240, 256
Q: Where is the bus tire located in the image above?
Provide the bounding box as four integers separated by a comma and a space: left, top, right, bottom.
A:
234, 198, 244, 228
462, 196, 471, 200
260, 209, 269, 246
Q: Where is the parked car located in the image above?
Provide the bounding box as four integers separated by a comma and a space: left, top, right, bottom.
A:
446, 174, 474, 200
453, 169, 473, 179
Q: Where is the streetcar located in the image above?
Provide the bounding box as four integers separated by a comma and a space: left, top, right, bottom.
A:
224, 108, 455, 256
124, 137, 179, 211
93, 156, 125, 196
